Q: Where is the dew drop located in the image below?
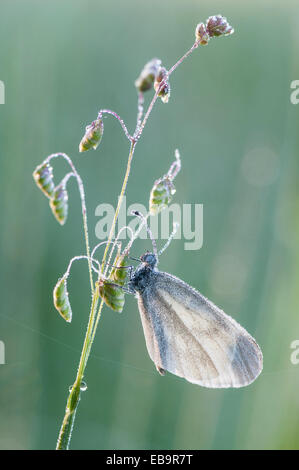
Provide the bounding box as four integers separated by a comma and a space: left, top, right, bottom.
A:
68, 381, 88, 392
80, 381, 88, 391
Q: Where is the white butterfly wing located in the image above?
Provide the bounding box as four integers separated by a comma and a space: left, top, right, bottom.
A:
136, 271, 263, 388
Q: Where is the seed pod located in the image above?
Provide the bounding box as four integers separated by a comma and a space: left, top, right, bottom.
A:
79, 118, 104, 152
149, 150, 181, 215
99, 280, 125, 313
49, 184, 68, 225
135, 58, 162, 92
33, 162, 55, 198
149, 176, 176, 216
195, 23, 209, 45
154, 67, 170, 103
53, 277, 72, 322
206, 15, 234, 38
111, 254, 129, 286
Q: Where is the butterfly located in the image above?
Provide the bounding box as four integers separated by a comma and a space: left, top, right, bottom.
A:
128, 251, 263, 388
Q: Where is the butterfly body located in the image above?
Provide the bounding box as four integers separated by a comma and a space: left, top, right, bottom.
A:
129, 252, 263, 389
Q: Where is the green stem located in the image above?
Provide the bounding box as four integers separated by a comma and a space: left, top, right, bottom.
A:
101, 140, 136, 276
56, 38, 199, 450
56, 287, 100, 449
89, 140, 137, 354
47, 153, 94, 294
56, 385, 80, 450
56, 141, 136, 450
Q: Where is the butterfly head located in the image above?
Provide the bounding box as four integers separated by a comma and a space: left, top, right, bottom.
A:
140, 252, 158, 269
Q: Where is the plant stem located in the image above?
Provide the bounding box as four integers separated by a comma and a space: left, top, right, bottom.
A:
56, 141, 136, 450
56, 287, 100, 449
56, 38, 200, 450
101, 140, 136, 276
98, 109, 132, 141
136, 41, 199, 139
47, 153, 94, 294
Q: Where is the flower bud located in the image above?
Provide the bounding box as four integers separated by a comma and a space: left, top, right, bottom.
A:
135, 58, 162, 92
111, 254, 128, 286
79, 117, 104, 152
49, 183, 68, 225
206, 15, 234, 38
33, 162, 55, 198
149, 149, 181, 215
154, 67, 170, 103
195, 23, 209, 45
53, 277, 72, 322
149, 177, 176, 216
99, 280, 125, 313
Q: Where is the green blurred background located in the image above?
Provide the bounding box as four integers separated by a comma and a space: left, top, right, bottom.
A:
0, 0, 299, 450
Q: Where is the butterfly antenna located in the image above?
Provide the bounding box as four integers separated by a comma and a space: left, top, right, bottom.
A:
131, 211, 158, 259
159, 222, 179, 256
129, 256, 141, 262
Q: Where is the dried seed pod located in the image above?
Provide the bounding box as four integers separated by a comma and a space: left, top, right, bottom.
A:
53, 277, 72, 322
206, 15, 234, 38
154, 67, 170, 103
111, 254, 129, 286
135, 58, 162, 92
79, 117, 104, 152
149, 150, 181, 215
195, 23, 209, 45
33, 162, 55, 198
49, 184, 68, 225
149, 176, 176, 216
99, 280, 125, 313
